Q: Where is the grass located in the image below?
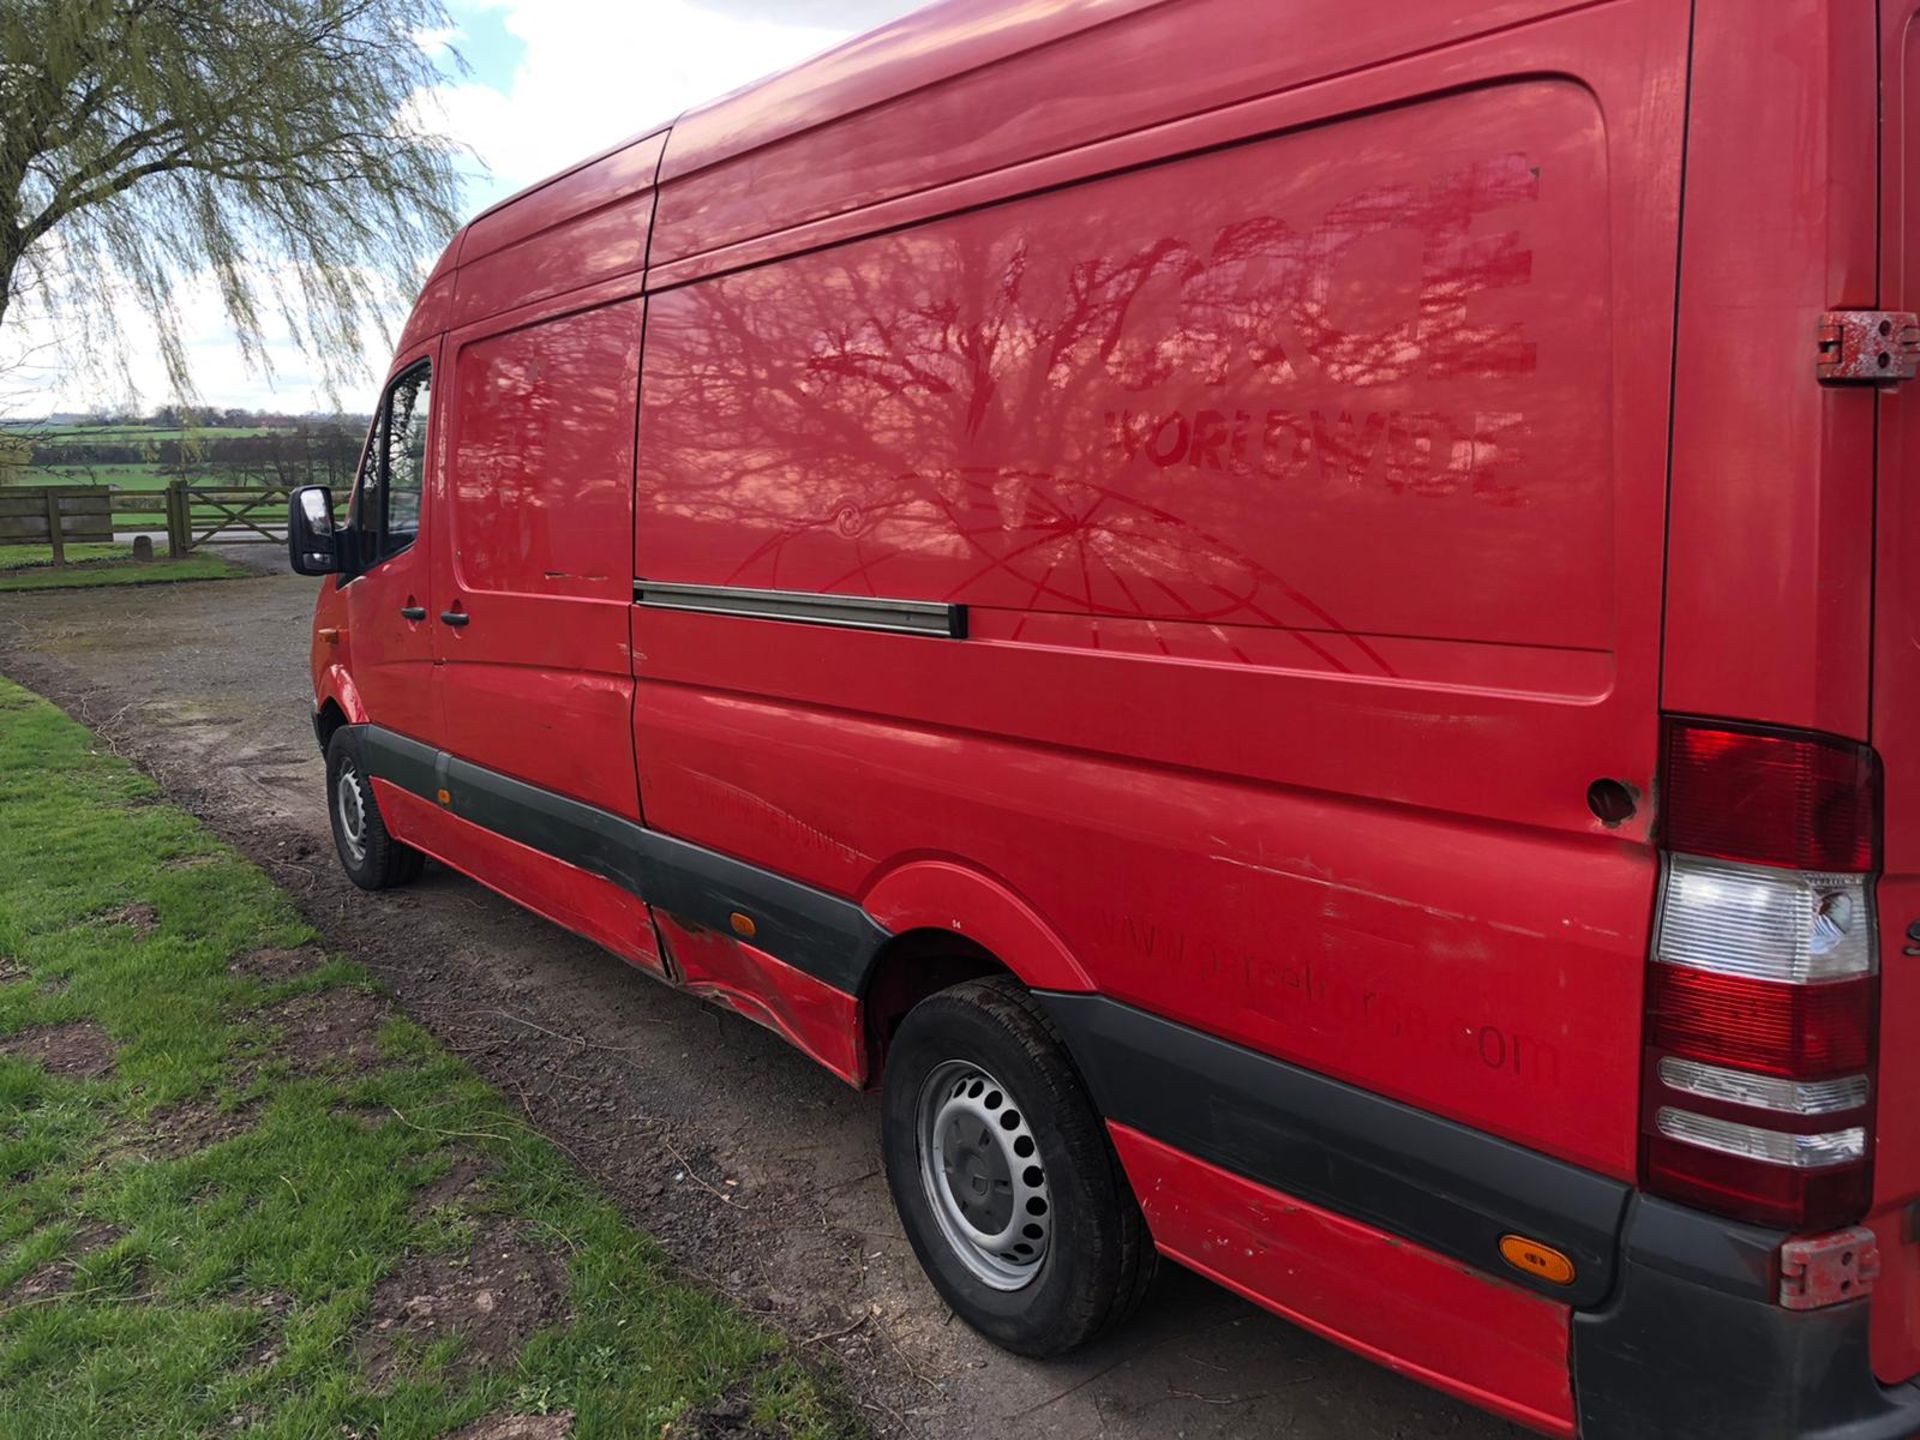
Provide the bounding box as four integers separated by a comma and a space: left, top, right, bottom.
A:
0, 678, 861, 1439
0, 545, 133, 571
0, 552, 248, 592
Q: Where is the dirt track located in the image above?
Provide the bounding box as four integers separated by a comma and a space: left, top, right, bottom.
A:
0, 555, 1523, 1440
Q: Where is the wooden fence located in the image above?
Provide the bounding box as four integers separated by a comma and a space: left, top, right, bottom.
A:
0, 488, 114, 565
0, 482, 291, 563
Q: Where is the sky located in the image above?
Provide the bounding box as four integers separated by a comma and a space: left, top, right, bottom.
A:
13, 0, 929, 416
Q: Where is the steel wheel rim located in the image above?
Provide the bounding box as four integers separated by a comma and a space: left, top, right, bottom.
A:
334, 763, 368, 865
916, 1059, 1051, 1291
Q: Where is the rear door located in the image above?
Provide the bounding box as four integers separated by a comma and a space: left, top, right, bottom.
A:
1870, 0, 1920, 1389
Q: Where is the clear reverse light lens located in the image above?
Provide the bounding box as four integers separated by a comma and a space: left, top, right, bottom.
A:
1655, 1108, 1867, 1169
1656, 856, 1874, 983
1657, 1057, 1869, 1115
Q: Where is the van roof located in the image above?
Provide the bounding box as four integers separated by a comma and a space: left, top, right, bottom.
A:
451, 0, 1151, 251
660, 0, 1156, 186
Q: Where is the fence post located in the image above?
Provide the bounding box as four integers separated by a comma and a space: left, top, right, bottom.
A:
165, 480, 189, 557
43, 490, 65, 567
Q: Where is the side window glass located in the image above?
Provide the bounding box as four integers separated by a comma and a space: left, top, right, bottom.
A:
383, 367, 430, 550
349, 361, 431, 567
347, 422, 378, 537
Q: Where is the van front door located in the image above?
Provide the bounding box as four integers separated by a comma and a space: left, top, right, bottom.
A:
429, 293, 646, 822
342, 354, 440, 745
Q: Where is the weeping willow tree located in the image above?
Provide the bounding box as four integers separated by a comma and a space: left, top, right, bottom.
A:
0, 0, 465, 400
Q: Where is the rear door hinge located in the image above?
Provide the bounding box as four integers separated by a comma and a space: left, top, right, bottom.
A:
1779, 1227, 1880, 1311
1817, 310, 1920, 384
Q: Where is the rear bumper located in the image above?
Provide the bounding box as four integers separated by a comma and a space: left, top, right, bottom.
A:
1574, 1197, 1920, 1440
1039, 993, 1920, 1439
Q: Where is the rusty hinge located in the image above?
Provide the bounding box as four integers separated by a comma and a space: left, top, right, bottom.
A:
1817, 310, 1920, 384
1779, 1227, 1880, 1311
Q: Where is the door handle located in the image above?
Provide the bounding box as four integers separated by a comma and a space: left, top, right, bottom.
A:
440, 610, 470, 627
398, 605, 427, 621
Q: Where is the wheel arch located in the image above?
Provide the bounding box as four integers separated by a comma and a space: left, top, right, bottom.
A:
313, 696, 353, 755
857, 860, 1094, 1086
313, 663, 367, 751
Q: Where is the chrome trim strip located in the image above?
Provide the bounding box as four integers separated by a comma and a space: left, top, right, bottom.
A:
634, 580, 966, 638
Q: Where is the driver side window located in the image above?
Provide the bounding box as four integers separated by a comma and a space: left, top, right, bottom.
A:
351, 361, 432, 566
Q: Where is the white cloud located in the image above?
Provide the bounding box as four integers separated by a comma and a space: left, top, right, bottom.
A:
11, 0, 926, 416
424, 0, 853, 208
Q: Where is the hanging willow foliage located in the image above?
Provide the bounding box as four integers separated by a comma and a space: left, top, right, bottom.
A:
0, 0, 465, 399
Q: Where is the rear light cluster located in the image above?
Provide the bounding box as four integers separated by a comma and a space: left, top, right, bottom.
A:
1643, 719, 1880, 1231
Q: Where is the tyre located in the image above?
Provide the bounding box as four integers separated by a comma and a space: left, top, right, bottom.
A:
325, 728, 424, 891
880, 975, 1155, 1356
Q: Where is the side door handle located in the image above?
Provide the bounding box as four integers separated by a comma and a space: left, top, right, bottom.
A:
440, 609, 470, 627
398, 605, 427, 621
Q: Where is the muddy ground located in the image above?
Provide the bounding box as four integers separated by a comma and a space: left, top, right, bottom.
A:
0, 555, 1523, 1440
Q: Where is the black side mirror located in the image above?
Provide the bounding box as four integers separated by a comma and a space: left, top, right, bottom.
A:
288, 486, 339, 575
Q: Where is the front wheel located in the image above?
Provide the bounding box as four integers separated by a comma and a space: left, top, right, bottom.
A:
325, 729, 424, 891
880, 976, 1155, 1356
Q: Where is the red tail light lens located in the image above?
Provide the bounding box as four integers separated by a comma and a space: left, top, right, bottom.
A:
1663, 719, 1879, 871
1649, 967, 1873, 1078
1645, 1131, 1872, 1231
1644, 717, 1880, 1234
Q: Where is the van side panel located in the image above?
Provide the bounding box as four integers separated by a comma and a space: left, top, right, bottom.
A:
1112, 1125, 1575, 1435
374, 779, 667, 976
635, 0, 1690, 1202
1661, 0, 1879, 737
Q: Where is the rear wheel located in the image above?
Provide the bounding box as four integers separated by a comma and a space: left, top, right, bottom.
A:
880, 976, 1155, 1356
325, 729, 424, 891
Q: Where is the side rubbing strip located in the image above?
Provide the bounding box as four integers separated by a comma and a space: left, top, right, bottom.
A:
634, 580, 966, 638
359, 726, 439, 800
356, 726, 889, 994
1038, 993, 1632, 1306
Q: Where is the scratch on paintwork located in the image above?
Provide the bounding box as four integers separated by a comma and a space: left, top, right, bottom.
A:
1210, 851, 1471, 924
682, 766, 872, 868
1210, 850, 1547, 940
1488, 920, 1549, 940
1213, 844, 1559, 948
1561, 917, 1625, 940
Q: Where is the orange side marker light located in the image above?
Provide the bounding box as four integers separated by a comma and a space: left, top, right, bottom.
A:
729, 912, 757, 939
1499, 1235, 1576, 1286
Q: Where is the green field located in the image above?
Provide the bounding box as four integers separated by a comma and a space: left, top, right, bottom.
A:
0, 678, 858, 1440
31, 465, 178, 486
16, 425, 280, 442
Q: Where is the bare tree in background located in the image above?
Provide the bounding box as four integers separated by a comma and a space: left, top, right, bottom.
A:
0, 0, 465, 402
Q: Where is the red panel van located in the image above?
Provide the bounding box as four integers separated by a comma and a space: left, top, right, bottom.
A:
289, 2, 1920, 1433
